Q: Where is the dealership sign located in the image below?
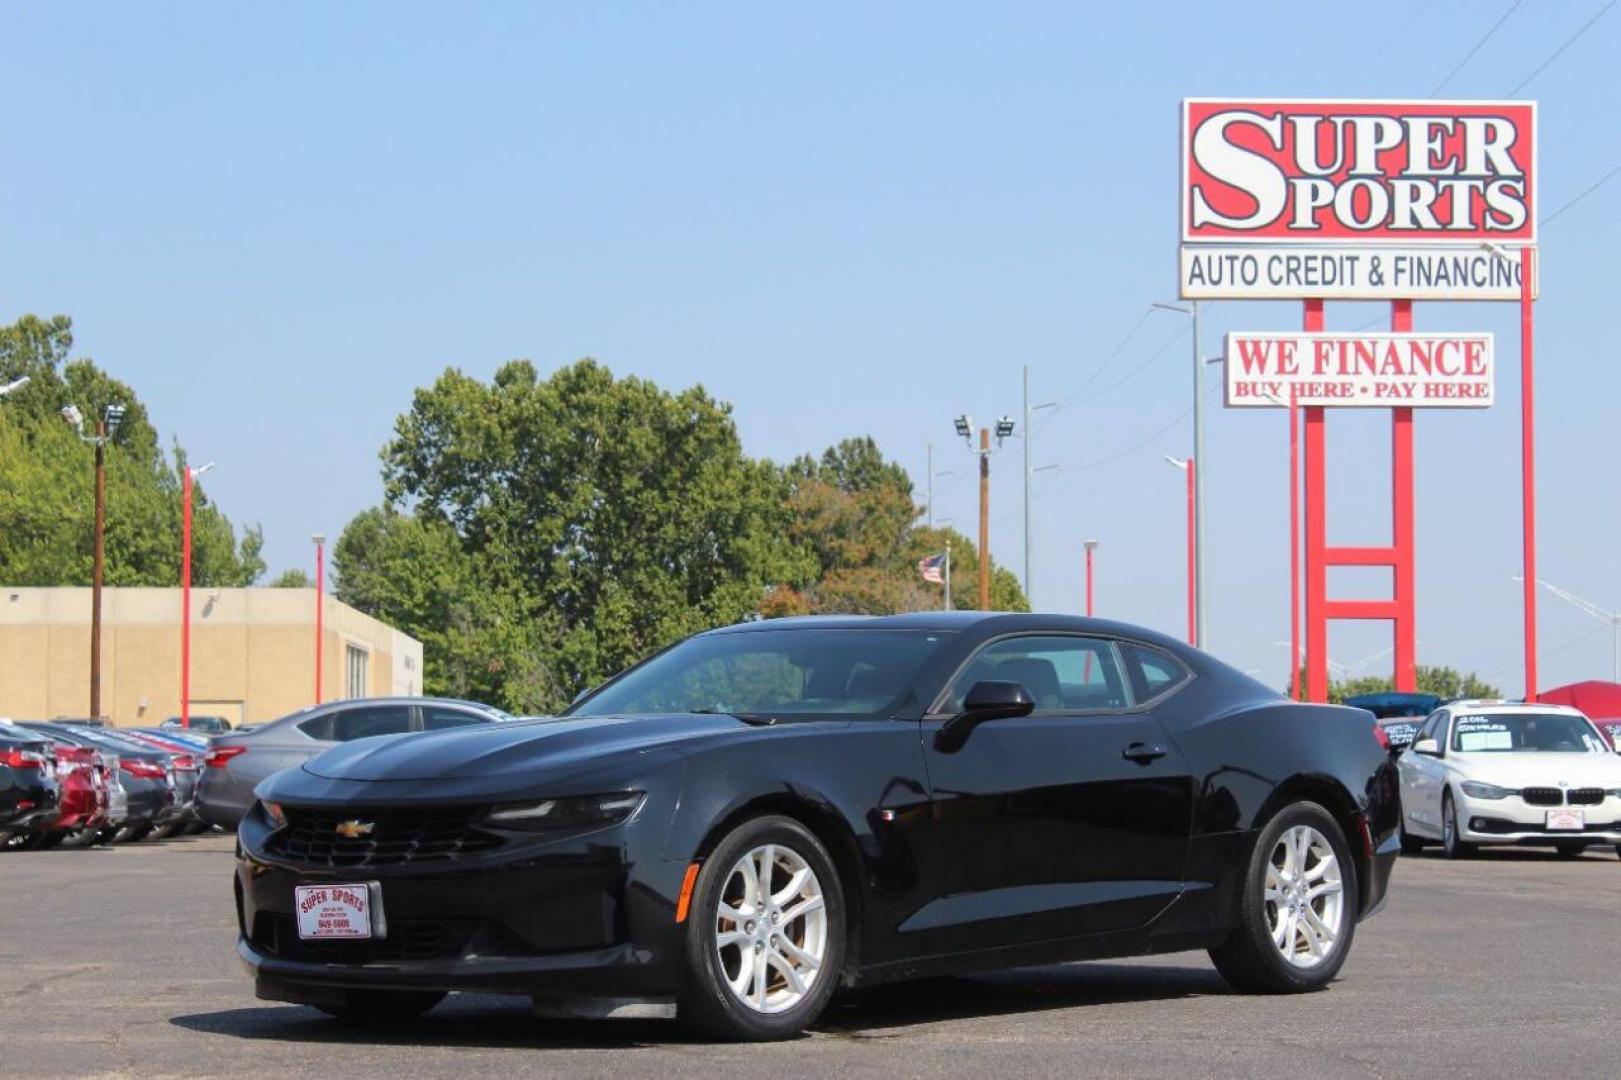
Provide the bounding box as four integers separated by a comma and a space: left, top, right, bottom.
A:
1224, 331, 1493, 408
1181, 99, 1536, 300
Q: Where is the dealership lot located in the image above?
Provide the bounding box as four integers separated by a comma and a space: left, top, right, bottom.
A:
3, 837, 1618, 1078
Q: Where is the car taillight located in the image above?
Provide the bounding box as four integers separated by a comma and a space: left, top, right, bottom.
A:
205, 746, 248, 768
1373, 724, 1391, 751
2, 747, 48, 769
120, 758, 166, 780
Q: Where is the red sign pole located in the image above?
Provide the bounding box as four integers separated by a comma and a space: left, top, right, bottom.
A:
1288, 387, 1300, 701
1303, 299, 1327, 702
1520, 247, 1538, 701
1391, 300, 1417, 693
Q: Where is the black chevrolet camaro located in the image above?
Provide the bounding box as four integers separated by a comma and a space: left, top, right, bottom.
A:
236, 613, 1399, 1040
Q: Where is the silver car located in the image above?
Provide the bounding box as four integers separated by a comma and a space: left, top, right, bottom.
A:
195, 697, 511, 828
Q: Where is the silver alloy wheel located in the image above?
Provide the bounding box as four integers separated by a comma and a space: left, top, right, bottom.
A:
714, 843, 827, 1014
1264, 824, 1345, 969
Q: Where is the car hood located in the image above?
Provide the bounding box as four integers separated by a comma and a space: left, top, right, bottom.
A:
301, 713, 755, 783
1453, 752, 1621, 788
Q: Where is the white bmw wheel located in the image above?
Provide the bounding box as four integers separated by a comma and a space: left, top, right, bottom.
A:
713, 843, 827, 1014
1264, 824, 1345, 969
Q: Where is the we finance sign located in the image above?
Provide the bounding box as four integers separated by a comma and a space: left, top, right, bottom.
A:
1181, 99, 1536, 301
1224, 332, 1494, 409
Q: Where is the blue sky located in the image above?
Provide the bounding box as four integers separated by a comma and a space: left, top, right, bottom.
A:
4, 2, 1617, 691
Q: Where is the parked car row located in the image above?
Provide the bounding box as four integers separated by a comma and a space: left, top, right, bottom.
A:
0, 718, 219, 850
3, 697, 514, 851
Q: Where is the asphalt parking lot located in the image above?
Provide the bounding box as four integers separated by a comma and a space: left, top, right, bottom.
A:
4, 835, 1620, 1079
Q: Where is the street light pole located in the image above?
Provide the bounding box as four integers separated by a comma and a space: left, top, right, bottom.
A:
1084, 539, 1098, 616
1152, 301, 1208, 648
1164, 457, 1196, 645
91, 418, 106, 719
978, 427, 990, 611
1023, 366, 1030, 598
313, 534, 326, 704
180, 462, 214, 729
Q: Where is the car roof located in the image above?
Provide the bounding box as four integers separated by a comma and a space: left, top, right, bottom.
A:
1446, 699, 1586, 717
703, 611, 1190, 645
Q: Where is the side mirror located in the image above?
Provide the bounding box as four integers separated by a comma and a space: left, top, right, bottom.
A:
1410, 737, 1440, 756
934, 681, 1035, 753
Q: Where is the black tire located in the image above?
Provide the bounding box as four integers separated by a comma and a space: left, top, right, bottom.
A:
17, 832, 54, 851
146, 822, 179, 841
58, 828, 101, 849
1555, 843, 1586, 859
1398, 823, 1425, 856
1441, 791, 1475, 859
315, 990, 445, 1024
678, 815, 846, 1041
113, 822, 152, 844
1209, 801, 1358, 994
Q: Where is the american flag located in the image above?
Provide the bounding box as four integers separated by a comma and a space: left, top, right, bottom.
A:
917, 553, 947, 584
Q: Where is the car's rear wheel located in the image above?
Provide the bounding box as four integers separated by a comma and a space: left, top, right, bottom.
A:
113, 822, 152, 843
679, 815, 845, 1041
315, 990, 445, 1024
1209, 801, 1357, 993
1555, 843, 1586, 859
58, 827, 101, 849
1441, 791, 1475, 859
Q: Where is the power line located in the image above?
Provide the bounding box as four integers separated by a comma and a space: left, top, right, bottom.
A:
1431, 0, 1523, 96
1539, 161, 1621, 229
1350, 0, 1432, 88
1506, 0, 1616, 95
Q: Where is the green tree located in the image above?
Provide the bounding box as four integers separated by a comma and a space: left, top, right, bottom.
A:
0, 315, 264, 587
1297, 663, 1501, 704
268, 568, 313, 588
336, 359, 809, 712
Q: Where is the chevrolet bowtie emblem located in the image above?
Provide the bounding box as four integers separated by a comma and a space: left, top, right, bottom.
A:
334, 819, 375, 839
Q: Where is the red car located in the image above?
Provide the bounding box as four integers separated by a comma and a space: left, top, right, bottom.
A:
41, 743, 110, 848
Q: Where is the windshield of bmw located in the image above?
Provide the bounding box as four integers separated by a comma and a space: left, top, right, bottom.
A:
1450, 713, 1608, 754
566, 629, 957, 719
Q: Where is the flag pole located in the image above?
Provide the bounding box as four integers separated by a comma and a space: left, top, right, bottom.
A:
944, 543, 953, 611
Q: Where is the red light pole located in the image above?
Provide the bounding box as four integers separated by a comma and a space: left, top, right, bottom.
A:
312, 533, 326, 705
179, 462, 215, 729
1083, 539, 1098, 616
1164, 457, 1196, 646
1287, 390, 1300, 700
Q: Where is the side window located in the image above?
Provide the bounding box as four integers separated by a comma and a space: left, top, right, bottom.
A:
421, 707, 495, 732
939, 635, 1130, 715
1420, 711, 1448, 751
325, 706, 413, 742
1120, 642, 1191, 702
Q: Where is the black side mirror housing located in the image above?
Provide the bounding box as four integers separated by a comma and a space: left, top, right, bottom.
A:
934, 680, 1035, 753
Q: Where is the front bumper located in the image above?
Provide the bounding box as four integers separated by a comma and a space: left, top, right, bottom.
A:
235, 809, 689, 1003
1455, 791, 1621, 845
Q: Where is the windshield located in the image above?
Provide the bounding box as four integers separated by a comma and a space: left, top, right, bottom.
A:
1451, 713, 1607, 754
568, 628, 956, 719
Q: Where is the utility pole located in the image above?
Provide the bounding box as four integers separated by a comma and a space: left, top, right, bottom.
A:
313, 534, 326, 704
978, 427, 991, 610
1022, 366, 1030, 598
63, 403, 125, 721
1084, 539, 1098, 616
1152, 300, 1208, 648
180, 462, 215, 728
91, 418, 106, 719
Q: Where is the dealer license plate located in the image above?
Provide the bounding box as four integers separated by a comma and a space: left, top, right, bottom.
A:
295, 883, 376, 940
1546, 808, 1585, 832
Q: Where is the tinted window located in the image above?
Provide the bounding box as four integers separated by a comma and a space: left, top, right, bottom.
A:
321, 706, 412, 742
421, 707, 495, 731
941, 635, 1130, 714
1120, 642, 1190, 701
570, 629, 955, 719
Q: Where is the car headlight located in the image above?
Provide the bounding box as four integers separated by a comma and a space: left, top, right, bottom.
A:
1460, 781, 1513, 800
485, 792, 644, 832
261, 800, 287, 829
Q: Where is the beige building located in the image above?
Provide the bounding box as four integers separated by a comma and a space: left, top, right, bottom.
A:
0, 587, 422, 728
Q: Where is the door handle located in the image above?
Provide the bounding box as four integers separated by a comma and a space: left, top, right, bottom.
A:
1122, 742, 1167, 764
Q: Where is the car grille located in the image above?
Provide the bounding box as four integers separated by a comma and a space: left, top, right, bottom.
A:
1520, 787, 1563, 806
1566, 788, 1605, 806
252, 914, 539, 964
263, 806, 503, 868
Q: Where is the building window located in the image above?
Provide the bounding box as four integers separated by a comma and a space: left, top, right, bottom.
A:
346, 644, 370, 699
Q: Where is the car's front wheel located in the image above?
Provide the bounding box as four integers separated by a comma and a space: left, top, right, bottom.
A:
679, 815, 845, 1041
1398, 822, 1425, 855
1441, 791, 1475, 859
1209, 801, 1358, 993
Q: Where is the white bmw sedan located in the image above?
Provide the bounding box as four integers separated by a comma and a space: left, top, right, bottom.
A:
1397, 701, 1621, 859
